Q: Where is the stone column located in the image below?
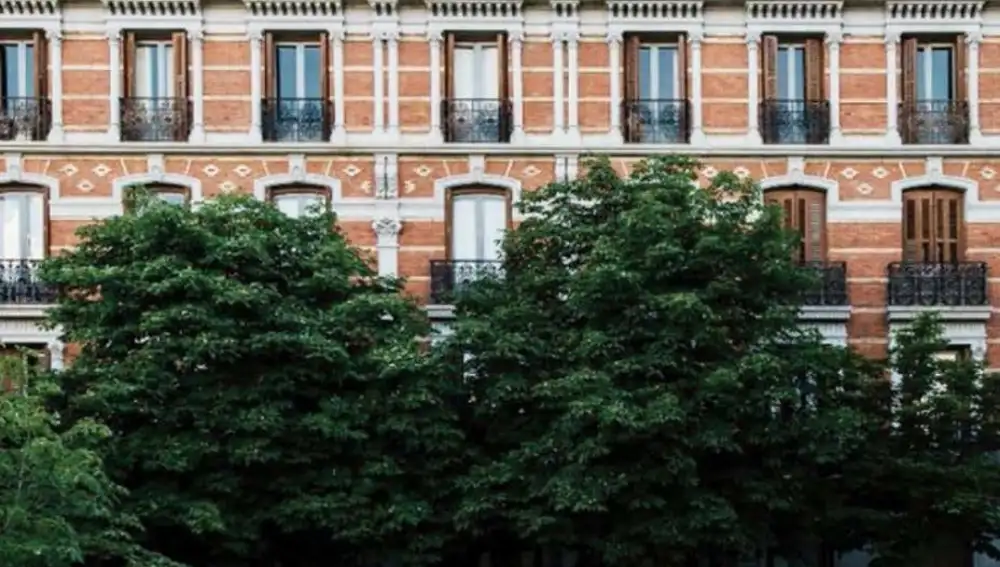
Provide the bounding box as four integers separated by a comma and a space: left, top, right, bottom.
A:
745, 31, 761, 144
108, 29, 122, 141
551, 33, 564, 135
249, 31, 263, 142
331, 29, 347, 143
189, 29, 205, 143
967, 30, 982, 144
885, 31, 901, 145
607, 31, 623, 143
826, 30, 842, 144
372, 35, 385, 133
566, 32, 580, 139
372, 218, 402, 277
386, 33, 400, 138
689, 30, 705, 144
428, 30, 444, 143
47, 29, 64, 142
510, 31, 525, 143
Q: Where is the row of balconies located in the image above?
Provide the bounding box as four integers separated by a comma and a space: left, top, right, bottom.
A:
0, 96, 971, 145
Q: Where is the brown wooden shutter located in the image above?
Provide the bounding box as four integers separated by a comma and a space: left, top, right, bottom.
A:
624, 34, 641, 141
444, 32, 455, 100
123, 31, 137, 98
936, 190, 963, 262
765, 189, 826, 262
901, 37, 918, 103
263, 31, 276, 99
0, 47, 6, 100
171, 32, 188, 99
903, 190, 932, 262
761, 34, 779, 100
676, 34, 688, 101
320, 31, 331, 133
497, 32, 509, 100
804, 37, 824, 100
32, 30, 48, 101
954, 34, 967, 103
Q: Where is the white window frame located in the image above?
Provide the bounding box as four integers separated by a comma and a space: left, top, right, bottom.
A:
777, 43, 805, 100
454, 42, 498, 99
917, 43, 955, 102
136, 41, 174, 99
639, 43, 679, 100
275, 42, 319, 100
451, 192, 507, 260
0, 192, 44, 261
272, 191, 327, 218
0, 41, 33, 98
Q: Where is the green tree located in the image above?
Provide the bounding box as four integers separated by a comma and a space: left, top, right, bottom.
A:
42, 191, 465, 567
0, 350, 181, 567
442, 156, 878, 566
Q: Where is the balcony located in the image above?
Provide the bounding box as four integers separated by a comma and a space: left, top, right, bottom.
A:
0, 97, 51, 141
622, 99, 690, 144
262, 98, 331, 142
121, 97, 191, 142
441, 98, 512, 143
429, 259, 503, 304
802, 261, 848, 306
899, 100, 969, 145
760, 99, 830, 144
887, 262, 987, 307
0, 260, 54, 305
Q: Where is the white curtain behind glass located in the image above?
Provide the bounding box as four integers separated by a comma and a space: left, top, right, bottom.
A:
0, 193, 44, 260
453, 45, 498, 99
274, 193, 325, 218
135, 43, 174, 98
450, 194, 507, 260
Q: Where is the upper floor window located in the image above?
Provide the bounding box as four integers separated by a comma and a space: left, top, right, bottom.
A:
262, 32, 331, 143
267, 187, 330, 218
900, 36, 968, 144
760, 36, 828, 144
0, 189, 45, 260
902, 189, 963, 263
0, 32, 49, 141
623, 34, 689, 144
448, 189, 509, 263
442, 32, 511, 144
122, 31, 190, 142
764, 188, 826, 263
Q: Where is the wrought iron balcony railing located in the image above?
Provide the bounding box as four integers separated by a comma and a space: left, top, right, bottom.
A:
441, 98, 512, 143
429, 259, 504, 304
622, 98, 690, 144
0, 97, 51, 141
760, 99, 830, 144
801, 261, 848, 306
0, 260, 54, 305
262, 98, 332, 142
887, 262, 987, 306
899, 100, 969, 145
121, 97, 191, 142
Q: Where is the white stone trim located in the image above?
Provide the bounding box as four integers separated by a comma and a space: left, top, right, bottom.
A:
46, 30, 64, 143
688, 30, 705, 144
248, 31, 263, 143
888, 314, 988, 362
889, 156, 1000, 221
884, 32, 901, 145
433, 171, 522, 207
425, 0, 524, 35
745, 31, 762, 144
887, 0, 984, 29
0, 319, 61, 355
103, 0, 200, 17
387, 34, 400, 139
551, 33, 565, 135
252, 170, 344, 204
0, 153, 60, 202
606, 0, 703, 36
607, 32, 623, 143
372, 217, 402, 276
112, 154, 204, 202
966, 31, 982, 144
745, 0, 842, 23
243, 0, 341, 18
189, 30, 205, 143
331, 28, 347, 144
826, 31, 842, 144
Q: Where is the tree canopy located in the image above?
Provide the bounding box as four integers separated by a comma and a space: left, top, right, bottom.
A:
41, 191, 465, 567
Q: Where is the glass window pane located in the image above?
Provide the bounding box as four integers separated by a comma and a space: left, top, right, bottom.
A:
276, 46, 298, 99
931, 47, 953, 100
162, 44, 174, 97
23, 45, 34, 97
658, 46, 676, 99
777, 47, 789, 98
134, 45, 153, 98
791, 47, 805, 99
157, 192, 186, 206
3, 45, 21, 99
303, 46, 321, 98
916, 48, 930, 101
638, 47, 651, 99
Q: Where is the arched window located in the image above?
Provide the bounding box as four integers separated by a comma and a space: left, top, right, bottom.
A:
902, 188, 964, 263
267, 186, 330, 218
763, 188, 826, 262
446, 188, 510, 262
0, 186, 46, 260
148, 184, 190, 205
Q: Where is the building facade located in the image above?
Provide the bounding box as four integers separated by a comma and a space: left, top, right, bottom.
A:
0, 0, 998, 370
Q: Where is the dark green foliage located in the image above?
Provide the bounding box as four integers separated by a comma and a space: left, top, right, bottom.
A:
42, 192, 464, 567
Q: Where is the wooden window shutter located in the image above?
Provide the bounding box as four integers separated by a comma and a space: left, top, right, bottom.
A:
954, 35, 967, 103
804, 37, 824, 100
0, 47, 6, 100
496, 32, 509, 100
903, 191, 932, 262
444, 32, 455, 99
123, 31, 137, 98
32, 30, 48, 100
901, 37, 918, 103
262, 31, 276, 99
624, 35, 641, 141
320, 32, 331, 102
171, 32, 188, 99
676, 34, 688, 101
935, 190, 963, 262
761, 34, 779, 100
801, 190, 826, 262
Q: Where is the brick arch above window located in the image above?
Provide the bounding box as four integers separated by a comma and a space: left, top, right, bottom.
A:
112, 173, 202, 203
901, 187, 965, 263
763, 187, 827, 263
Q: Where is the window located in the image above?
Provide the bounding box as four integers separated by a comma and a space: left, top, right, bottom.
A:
933, 345, 971, 363
443, 33, 510, 143
262, 32, 330, 142
267, 187, 329, 218
764, 189, 826, 263
902, 189, 963, 262
122, 32, 189, 141
0, 190, 45, 260
623, 34, 688, 143
448, 190, 509, 262
0, 32, 48, 141
900, 36, 967, 144
761, 36, 826, 144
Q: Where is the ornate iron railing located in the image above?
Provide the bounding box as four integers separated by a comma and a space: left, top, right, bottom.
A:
899, 100, 969, 145
429, 259, 504, 304
622, 98, 690, 143
0, 260, 54, 304
0, 97, 51, 141
120, 97, 191, 142
801, 261, 848, 306
441, 98, 512, 143
887, 262, 987, 306
262, 98, 331, 142
760, 99, 830, 144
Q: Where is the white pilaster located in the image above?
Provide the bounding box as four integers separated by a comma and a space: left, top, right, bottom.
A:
566, 33, 580, 139
46, 30, 63, 143
551, 34, 565, 136
607, 32, 622, 143
885, 31, 901, 145
331, 29, 347, 144
107, 29, 122, 142
967, 30, 982, 144
372, 218, 402, 277
429, 31, 444, 143
688, 30, 705, 145
189, 30, 205, 143
249, 31, 263, 143
745, 31, 761, 145
372, 35, 385, 133
386, 33, 400, 139
47, 340, 64, 371
826, 30, 842, 145
510, 31, 525, 143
